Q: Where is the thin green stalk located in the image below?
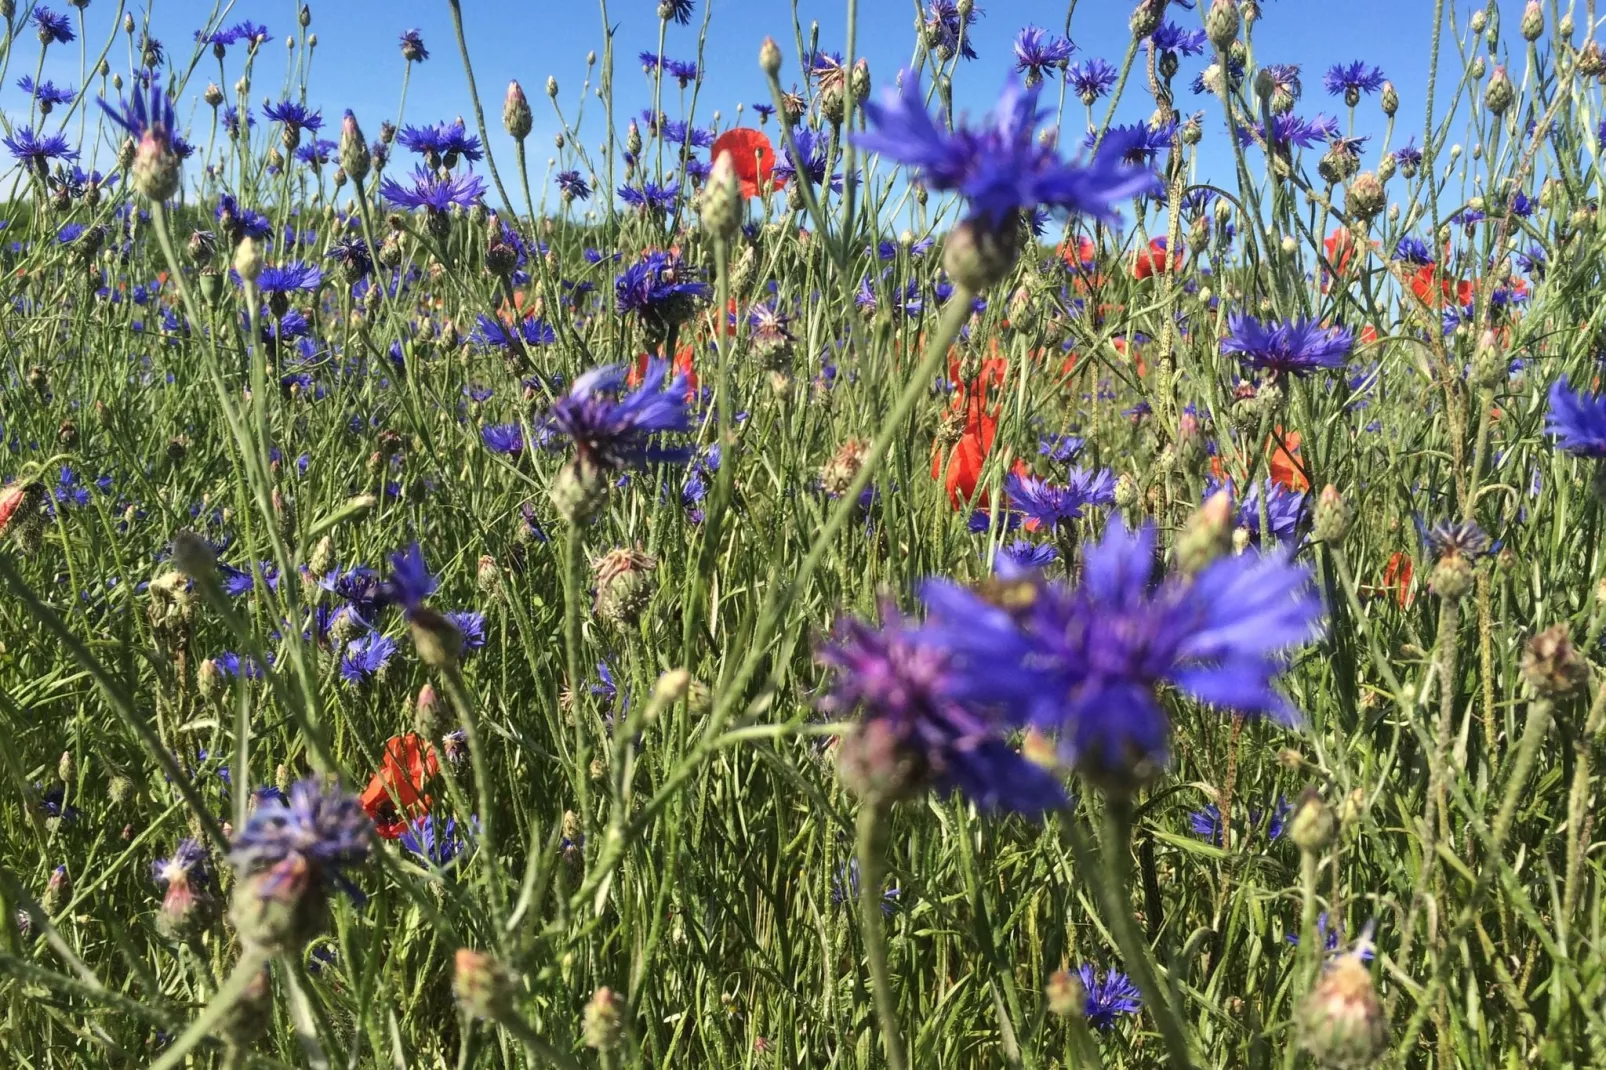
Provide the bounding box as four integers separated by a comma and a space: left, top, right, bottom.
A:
856, 803, 906, 1070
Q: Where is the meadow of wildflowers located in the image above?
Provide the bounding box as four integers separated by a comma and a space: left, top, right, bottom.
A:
2, 0, 1606, 1065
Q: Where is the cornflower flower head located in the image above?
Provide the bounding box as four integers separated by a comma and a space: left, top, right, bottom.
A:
399, 815, 472, 868
481, 423, 525, 457
1324, 61, 1386, 104
819, 601, 1068, 814
380, 164, 486, 214
1079, 966, 1142, 1029
326, 235, 373, 280
153, 837, 214, 936
4, 126, 78, 176
543, 362, 694, 472
557, 170, 591, 202
830, 857, 901, 913
253, 261, 323, 294
1150, 21, 1208, 57
659, 0, 695, 25
1039, 433, 1084, 463
614, 250, 710, 327
665, 58, 700, 86
922, 519, 1322, 793
1004, 467, 1117, 529
1392, 236, 1434, 265
1087, 121, 1175, 166
397, 119, 481, 166
1238, 113, 1339, 151
399, 29, 428, 62
1014, 26, 1074, 84
923, 0, 982, 61
17, 76, 73, 112
997, 540, 1059, 574
1287, 912, 1375, 960
1222, 313, 1353, 378
195, 26, 242, 51
448, 610, 487, 655
294, 138, 336, 166
338, 632, 398, 685
617, 181, 680, 213
233, 21, 272, 47
33, 6, 74, 45
773, 128, 843, 192
264, 100, 324, 135
227, 778, 371, 949
1206, 477, 1307, 546
855, 69, 1161, 229
1068, 58, 1119, 104
1546, 377, 1606, 457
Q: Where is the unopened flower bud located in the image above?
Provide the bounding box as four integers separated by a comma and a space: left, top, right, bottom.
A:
837, 719, 928, 803
1520, 1, 1543, 42
1046, 967, 1088, 1017
1288, 788, 1337, 852
1485, 65, 1514, 115
1521, 624, 1588, 697
1313, 485, 1350, 544
1206, 0, 1240, 50
233, 236, 263, 283
1299, 951, 1388, 1068
583, 987, 625, 1051
1345, 172, 1385, 221
1177, 491, 1233, 575
454, 948, 517, 1022
1380, 81, 1398, 117
759, 37, 783, 77
699, 151, 742, 239
943, 217, 1021, 292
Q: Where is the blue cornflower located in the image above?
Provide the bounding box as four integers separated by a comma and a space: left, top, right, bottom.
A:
56, 222, 85, 243
217, 561, 281, 597
482, 424, 524, 456
233, 21, 272, 47
1419, 518, 1492, 561
264, 100, 322, 136
1238, 113, 1339, 151
923, 519, 1322, 790
1206, 477, 1307, 546
1088, 121, 1175, 165
1323, 61, 1386, 100
399, 29, 428, 63
339, 632, 398, 686
217, 194, 271, 241
153, 839, 209, 895
1288, 912, 1375, 960
1068, 58, 1119, 103
1150, 21, 1207, 57
1392, 236, 1434, 265
557, 170, 591, 202
1079, 966, 1142, 1029
399, 815, 473, 869
380, 165, 486, 212
923, 0, 982, 61
253, 261, 323, 294
472, 312, 555, 352
1004, 468, 1116, 529
856, 69, 1161, 227
32, 7, 74, 45
1546, 377, 1606, 457
660, 0, 695, 25
773, 128, 843, 192
17, 76, 73, 110
223, 106, 255, 139
1394, 138, 1422, 170
830, 857, 901, 914
4, 127, 78, 172
665, 58, 700, 86
751, 102, 776, 122
397, 119, 482, 164
1515, 245, 1546, 279
649, 114, 714, 149
818, 602, 1068, 814
614, 251, 710, 323
195, 26, 242, 50
447, 610, 487, 655
617, 181, 680, 212
326, 235, 373, 279
382, 543, 438, 616
294, 139, 336, 166
997, 540, 1058, 573
1013, 26, 1074, 83
544, 362, 693, 471
1039, 433, 1084, 463
1221, 313, 1354, 377
227, 778, 371, 901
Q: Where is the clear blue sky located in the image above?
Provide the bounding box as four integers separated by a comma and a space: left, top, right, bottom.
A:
2, 0, 1529, 211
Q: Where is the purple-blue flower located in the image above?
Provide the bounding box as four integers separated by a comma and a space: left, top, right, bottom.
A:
1013, 26, 1074, 82
399, 29, 428, 62
227, 779, 371, 900
381, 165, 486, 212
1150, 21, 1207, 57
339, 632, 398, 686
1004, 467, 1116, 529
818, 603, 1068, 815
614, 251, 710, 322
557, 170, 591, 201
4, 127, 78, 171
1323, 61, 1386, 100
773, 128, 843, 192
1222, 313, 1353, 377
1206, 477, 1307, 546
399, 815, 472, 868
923, 0, 981, 61
264, 100, 323, 135
397, 120, 482, 164
18, 76, 73, 110
544, 362, 694, 471
617, 181, 680, 212
1547, 377, 1606, 457
33, 7, 75, 45
660, 0, 695, 25
855, 69, 1161, 226
1079, 965, 1142, 1029
1068, 58, 1119, 103
922, 519, 1322, 790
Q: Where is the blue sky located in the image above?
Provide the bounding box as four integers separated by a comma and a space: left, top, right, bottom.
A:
0, 0, 1533, 211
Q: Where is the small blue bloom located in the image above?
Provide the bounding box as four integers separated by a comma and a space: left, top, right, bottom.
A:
1079, 965, 1141, 1029
1222, 313, 1353, 377
544, 362, 694, 471
1013, 26, 1074, 82
1547, 377, 1606, 457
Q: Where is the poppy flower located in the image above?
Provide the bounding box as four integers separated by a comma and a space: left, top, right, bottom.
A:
1409, 264, 1473, 307
1268, 427, 1309, 491
1132, 237, 1181, 280
1377, 551, 1414, 608
1058, 234, 1095, 269
710, 127, 782, 198
630, 344, 699, 397
361, 733, 440, 840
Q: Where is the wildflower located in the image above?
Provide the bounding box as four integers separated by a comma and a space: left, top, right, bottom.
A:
1068, 58, 1119, 104
1323, 61, 1386, 104
923, 519, 1322, 792
264, 100, 324, 137
856, 69, 1161, 227
659, 0, 695, 25
400, 814, 472, 868
448, 610, 486, 655
33, 7, 75, 45
614, 250, 710, 331
830, 857, 901, 913
380, 164, 486, 213
922, 0, 982, 61
339, 632, 397, 686
227, 778, 371, 951
1004, 467, 1116, 529
360, 733, 439, 839
1237, 113, 1339, 151
557, 169, 592, 202
1206, 477, 1307, 545
4, 127, 78, 176
1298, 937, 1388, 1067
234, 20, 273, 47
17, 76, 74, 112
711, 127, 779, 198
396, 120, 482, 166
544, 362, 694, 472
997, 540, 1058, 573
821, 601, 1067, 814
773, 128, 842, 192
1013, 26, 1074, 85
326, 235, 373, 280
153, 839, 215, 938
1078, 966, 1141, 1029
1150, 21, 1208, 57
1546, 376, 1606, 457
1222, 313, 1354, 377
616, 181, 680, 213
399, 28, 428, 62
1392, 236, 1434, 265
1288, 913, 1375, 959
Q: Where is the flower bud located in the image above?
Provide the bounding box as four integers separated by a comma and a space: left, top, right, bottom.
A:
454, 948, 517, 1021
1429, 555, 1474, 601
338, 110, 369, 183
1129, 0, 1165, 39
1345, 172, 1385, 222
1046, 967, 1088, 1017
593, 547, 659, 629
837, 719, 929, 803
1312, 484, 1350, 544
233, 236, 263, 283
1485, 65, 1514, 115
1177, 491, 1233, 575
583, 987, 625, 1051
1288, 788, 1337, 852
1470, 9, 1486, 34
698, 151, 742, 240
1380, 80, 1398, 117
40, 865, 70, 915
1520, 1, 1543, 42
1299, 952, 1388, 1068
409, 607, 463, 670
943, 217, 1022, 293
1206, 0, 1240, 50
1521, 624, 1587, 697
759, 37, 783, 77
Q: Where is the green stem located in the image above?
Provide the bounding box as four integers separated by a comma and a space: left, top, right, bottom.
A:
856, 803, 906, 1070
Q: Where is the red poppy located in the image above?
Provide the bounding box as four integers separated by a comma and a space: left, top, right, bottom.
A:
711, 128, 781, 199
1409, 264, 1473, 307
1378, 551, 1415, 609
1268, 427, 1309, 491
629, 345, 699, 398
1324, 227, 1358, 275
361, 733, 440, 840
0, 483, 35, 536
1132, 237, 1182, 280
1057, 235, 1095, 269
1359, 324, 1379, 346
